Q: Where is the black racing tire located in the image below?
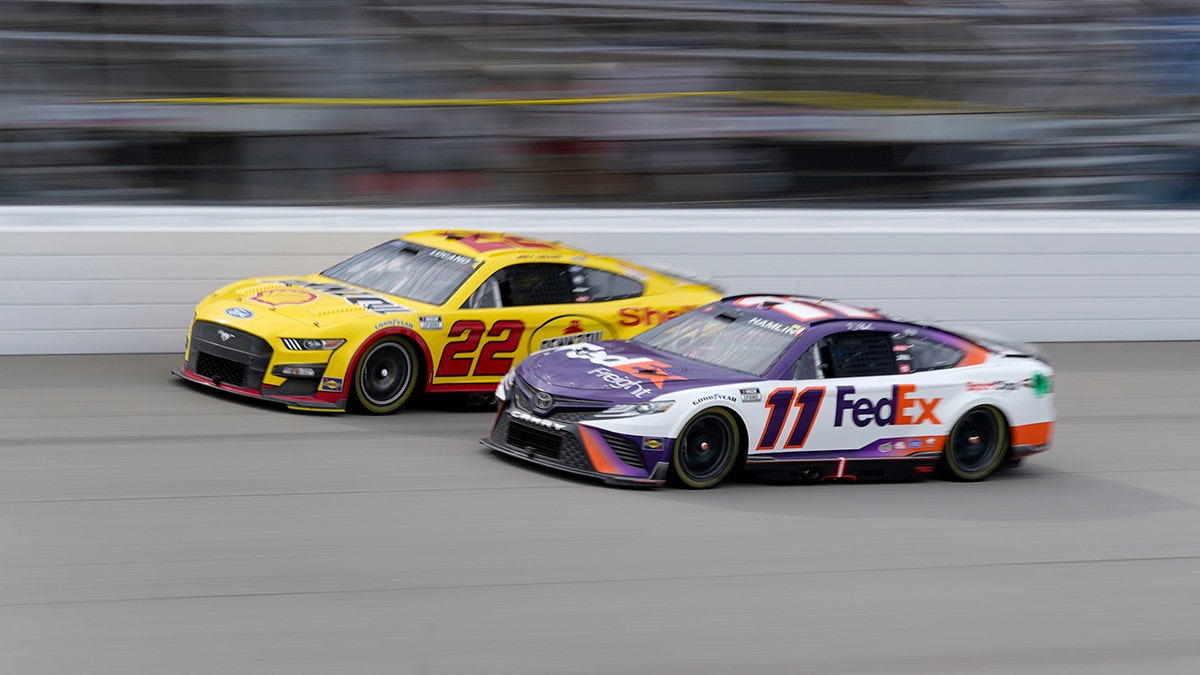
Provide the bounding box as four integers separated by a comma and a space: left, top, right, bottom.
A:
350, 337, 420, 414
670, 408, 741, 489
939, 405, 1009, 482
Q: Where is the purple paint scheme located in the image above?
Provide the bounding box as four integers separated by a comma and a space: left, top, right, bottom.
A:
519, 340, 748, 402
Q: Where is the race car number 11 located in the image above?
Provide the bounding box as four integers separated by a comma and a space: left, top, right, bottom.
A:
757, 387, 825, 450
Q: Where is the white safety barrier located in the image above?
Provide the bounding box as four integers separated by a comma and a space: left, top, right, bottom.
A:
2, 206, 1199, 355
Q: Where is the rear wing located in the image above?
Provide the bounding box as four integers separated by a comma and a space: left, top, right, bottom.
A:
941, 325, 1049, 363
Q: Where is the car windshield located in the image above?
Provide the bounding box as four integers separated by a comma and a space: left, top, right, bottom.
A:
322, 240, 478, 306
632, 306, 802, 376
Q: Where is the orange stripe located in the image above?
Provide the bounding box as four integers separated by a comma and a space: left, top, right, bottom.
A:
578, 425, 622, 475
1011, 421, 1054, 446
957, 343, 990, 367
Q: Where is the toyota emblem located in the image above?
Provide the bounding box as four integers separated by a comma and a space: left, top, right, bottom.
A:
533, 391, 553, 412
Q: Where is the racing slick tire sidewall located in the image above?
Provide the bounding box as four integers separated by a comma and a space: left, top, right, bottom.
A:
351, 337, 420, 414
670, 407, 741, 489
940, 405, 1009, 482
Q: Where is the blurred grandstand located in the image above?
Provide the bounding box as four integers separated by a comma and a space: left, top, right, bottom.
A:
3, 0, 1200, 207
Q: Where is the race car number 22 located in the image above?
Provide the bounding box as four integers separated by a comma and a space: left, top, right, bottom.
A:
435, 320, 525, 377
757, 387, 825, 450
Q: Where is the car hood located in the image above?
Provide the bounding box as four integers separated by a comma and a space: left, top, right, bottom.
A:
519, 340, 749, 403
197, 274, 438, 330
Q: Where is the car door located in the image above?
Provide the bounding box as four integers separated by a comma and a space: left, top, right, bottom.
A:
432, 262, 627, 385
745, 327, 954, 457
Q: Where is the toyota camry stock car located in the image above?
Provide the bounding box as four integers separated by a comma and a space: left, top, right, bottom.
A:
173, 230, 721, 413
484, 294, 1055, 488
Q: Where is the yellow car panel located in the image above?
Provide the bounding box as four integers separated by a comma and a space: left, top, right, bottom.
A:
174, 230, 721, 413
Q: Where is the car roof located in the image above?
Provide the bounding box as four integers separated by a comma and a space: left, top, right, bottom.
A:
717, 294, 898, 328
401, 229, 591, 260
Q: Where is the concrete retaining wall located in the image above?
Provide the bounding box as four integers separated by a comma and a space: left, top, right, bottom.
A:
2, 206, 1198, 354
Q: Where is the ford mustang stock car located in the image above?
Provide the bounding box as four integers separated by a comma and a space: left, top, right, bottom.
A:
173, 230, 721, 413
483, 294, 1055, 487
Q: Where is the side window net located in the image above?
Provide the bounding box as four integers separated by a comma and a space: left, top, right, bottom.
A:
500, 264, 574, 307
823, 332, 898, 378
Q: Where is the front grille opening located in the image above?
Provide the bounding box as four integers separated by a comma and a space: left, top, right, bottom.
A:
600, 431, 646, 470
196, 352, 247, 387
506, 419, 563, 459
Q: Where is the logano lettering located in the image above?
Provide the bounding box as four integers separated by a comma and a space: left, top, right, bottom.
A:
834, 385, 942, 428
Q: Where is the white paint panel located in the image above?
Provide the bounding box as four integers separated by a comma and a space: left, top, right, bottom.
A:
2, 206, 1199, 354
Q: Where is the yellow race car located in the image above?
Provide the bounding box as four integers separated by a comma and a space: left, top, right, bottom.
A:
173, 230, 721, 413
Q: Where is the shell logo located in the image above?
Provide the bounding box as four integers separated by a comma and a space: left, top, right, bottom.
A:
250, 288, 318, 307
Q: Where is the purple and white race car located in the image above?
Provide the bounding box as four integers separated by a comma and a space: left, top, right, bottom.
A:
482, 295, 1055, 488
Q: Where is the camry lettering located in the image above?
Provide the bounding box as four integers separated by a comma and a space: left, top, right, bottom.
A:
834, 385, 941, 428
509, 409, 567, 431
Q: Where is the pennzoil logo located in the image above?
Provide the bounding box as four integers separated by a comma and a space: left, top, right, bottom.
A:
251, 288, 318, 307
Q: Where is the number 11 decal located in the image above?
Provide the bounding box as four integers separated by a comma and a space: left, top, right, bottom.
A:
757, 387, 825, 450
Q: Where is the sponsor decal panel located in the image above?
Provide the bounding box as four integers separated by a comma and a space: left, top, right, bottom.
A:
1025, 372, 1054, 397
279, 280, 413, 315
740, 387, 762, 402
586, 367, 654, 399
642, 437, 665, 451
691, 393, 737, 405
419, 316, 443, 331
319, 377, 344, 393
540, 330, 603, 350
966, 380, 1020, 392
834, 385, 941, 428
375, 318, 414, 331
530, 316, 606, 352
225, 307, 254, 319
250, 288, 317, 307
565, 344, 687, 392
618, 305, 696, 328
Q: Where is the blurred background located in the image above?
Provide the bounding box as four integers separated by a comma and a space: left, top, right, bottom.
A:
3, 0, 1200, 208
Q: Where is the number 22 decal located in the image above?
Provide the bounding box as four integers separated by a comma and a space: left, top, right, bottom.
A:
757, 387, 825, 450
436, 320, 525, 378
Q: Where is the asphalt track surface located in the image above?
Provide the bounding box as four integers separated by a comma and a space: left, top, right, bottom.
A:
3, 343, 1200, 675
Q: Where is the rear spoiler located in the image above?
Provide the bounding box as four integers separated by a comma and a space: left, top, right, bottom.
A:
941, 325, 1049, 363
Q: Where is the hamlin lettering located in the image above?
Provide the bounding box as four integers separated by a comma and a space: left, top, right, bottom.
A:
834, 385, 942, 428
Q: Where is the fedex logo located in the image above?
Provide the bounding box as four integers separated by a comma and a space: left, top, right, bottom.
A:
834, 385, 941, 428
